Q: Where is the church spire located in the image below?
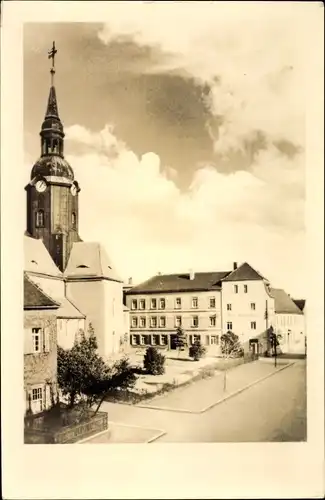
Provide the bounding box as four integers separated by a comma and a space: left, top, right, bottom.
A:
40, 42, 65, 158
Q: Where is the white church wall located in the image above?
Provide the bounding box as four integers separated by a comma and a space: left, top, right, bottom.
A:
57, 317, 85, 350
65, 280, 106, 355
103, 280, 125, 356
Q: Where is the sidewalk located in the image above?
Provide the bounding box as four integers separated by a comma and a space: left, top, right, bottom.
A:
138, 359, 292, 413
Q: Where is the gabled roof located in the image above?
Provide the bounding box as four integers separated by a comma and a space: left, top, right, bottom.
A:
24, 235, 62, 278
126, 271, 230, 295
293, 299, 306, 312
24, 275, 60, 310
64, 242, 122, 282
270, 288, 303, 315
57, 297, 85, 319
222, 262, 266, 282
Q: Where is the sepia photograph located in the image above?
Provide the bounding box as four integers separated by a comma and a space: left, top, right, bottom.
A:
1, 1, 324, 498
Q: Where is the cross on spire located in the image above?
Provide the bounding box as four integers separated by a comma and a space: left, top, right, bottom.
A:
48, 41, 57, 86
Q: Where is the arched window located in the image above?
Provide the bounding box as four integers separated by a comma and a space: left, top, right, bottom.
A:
35, 210, 44, 228
72, 212, 76, 227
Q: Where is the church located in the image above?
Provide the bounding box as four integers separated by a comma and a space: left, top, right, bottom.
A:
24, 44, 128, 414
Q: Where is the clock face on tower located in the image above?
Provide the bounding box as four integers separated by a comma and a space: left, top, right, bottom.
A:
35, 180, 47, 193
70, 184, 77, 196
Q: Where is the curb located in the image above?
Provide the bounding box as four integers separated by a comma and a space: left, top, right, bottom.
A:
135, 361, 296, 415
200, 360, 296, 413
147, 430, 167, 443
77, 428, 109, 444
78, 420, 166, 444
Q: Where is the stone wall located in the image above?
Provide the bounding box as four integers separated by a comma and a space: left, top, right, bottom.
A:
24, 311, 58, 409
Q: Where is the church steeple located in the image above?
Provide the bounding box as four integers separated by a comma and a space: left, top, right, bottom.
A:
26, 42, 81, 273
40, 42, 65, 158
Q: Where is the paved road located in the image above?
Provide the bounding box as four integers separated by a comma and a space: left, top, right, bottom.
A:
101, 360, 306, 443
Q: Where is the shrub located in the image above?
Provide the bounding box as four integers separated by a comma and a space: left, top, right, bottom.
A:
189, 341, 206, 361
143, 346, 165, 375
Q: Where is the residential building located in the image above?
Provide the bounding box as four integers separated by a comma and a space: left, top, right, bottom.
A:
125, 271, 229, 352
221, 262, 276, 354
271, 288, 305, 354
125, 262, 304, 356
24, 274, 60, 415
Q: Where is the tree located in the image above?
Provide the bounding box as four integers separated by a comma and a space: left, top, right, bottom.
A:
143, 346, 165, 375
220, 331, 243, 391
57, 324, 136, 414
189, 339, 206, 361
174, 327, 187, 356
267, 326, 282, 367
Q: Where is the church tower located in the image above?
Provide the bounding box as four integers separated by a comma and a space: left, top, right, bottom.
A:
25, 42, 81, 272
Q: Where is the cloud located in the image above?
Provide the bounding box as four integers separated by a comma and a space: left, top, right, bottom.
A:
98, 2, 309, 155
64, 124, 306, 296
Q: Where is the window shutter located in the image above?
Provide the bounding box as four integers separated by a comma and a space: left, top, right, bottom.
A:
24, 328, 33, 354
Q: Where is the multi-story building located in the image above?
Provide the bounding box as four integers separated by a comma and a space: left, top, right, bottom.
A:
272, 288, 305, 354
125, 262, 305, 356
125, 270, 229, 352
24, 274, 60, 415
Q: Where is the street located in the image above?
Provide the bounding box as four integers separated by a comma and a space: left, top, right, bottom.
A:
97, 360, 306, 443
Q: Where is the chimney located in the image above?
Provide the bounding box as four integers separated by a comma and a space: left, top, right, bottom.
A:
189, 269, 195, 280
128, 277, 133, 285
233, 262, 238, 270
157, 271, 161, 276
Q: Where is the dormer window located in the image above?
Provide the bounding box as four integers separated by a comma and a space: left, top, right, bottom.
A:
35, 210, 44, 228
77, 264, 89, 269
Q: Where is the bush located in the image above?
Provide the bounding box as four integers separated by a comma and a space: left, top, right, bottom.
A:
189, 341, 206, 361
143, 346, 165, 375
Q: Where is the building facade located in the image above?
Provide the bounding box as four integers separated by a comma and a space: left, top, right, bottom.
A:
271, 288, 305, 354
24, 275, 60, 415
125, 263, 305, 356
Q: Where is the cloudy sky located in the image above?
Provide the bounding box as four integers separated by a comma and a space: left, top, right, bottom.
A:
23, 3, 309, 296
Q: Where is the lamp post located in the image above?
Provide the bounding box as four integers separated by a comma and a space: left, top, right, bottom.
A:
287, 329, 291, 353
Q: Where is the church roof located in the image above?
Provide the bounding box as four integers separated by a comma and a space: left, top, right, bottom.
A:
127, 271, 230, 295
57, 296, 85, 319
24, 235, 62, 278
31, 155, 74, 181
222, 262, 266, 282
270, 288, 303, 315
24, 274, 60, 309
64, 242, 122, 282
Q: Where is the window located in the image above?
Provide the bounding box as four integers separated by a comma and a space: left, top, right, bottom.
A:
209, 297, 216, 308
131, 299, 137, 310
159, 298, 166, 310
210, 335, 219, 345
139, 299, 146, 310
159, 317, 166, 328
209, 316, 216, 327
150, 298, 157, 310
72, 212, 76, 227
175, 316, 182, 328
175, 297, 182, 309
234, 285, 238, 293
251, 321, 256, 330
192, 297, 198, 309
35, 210, 44, 228
251, 303, 256, 310
192, 316, 199, 328
140, 335, 146, 345
139, 317, 146, 328
32, 387, 43, 401
227, 303, 232, 311
227, 321, 233, 330
244, 285, 248, 293
160, 334, 167, 345
32, 328, 41, 353
131, 335, 138, 345
152, 335, 156, 345
150, 317, 157, 328
131, 317, 138, 328
193, 334, 201, 343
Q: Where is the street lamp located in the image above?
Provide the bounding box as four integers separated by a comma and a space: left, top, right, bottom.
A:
287, 329, 291, 353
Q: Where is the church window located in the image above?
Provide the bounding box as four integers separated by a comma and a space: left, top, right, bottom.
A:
35, 210, 44, 228
72, 212, 76, 227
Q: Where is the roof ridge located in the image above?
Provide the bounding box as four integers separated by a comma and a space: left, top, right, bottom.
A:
61, 296, 86, 318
